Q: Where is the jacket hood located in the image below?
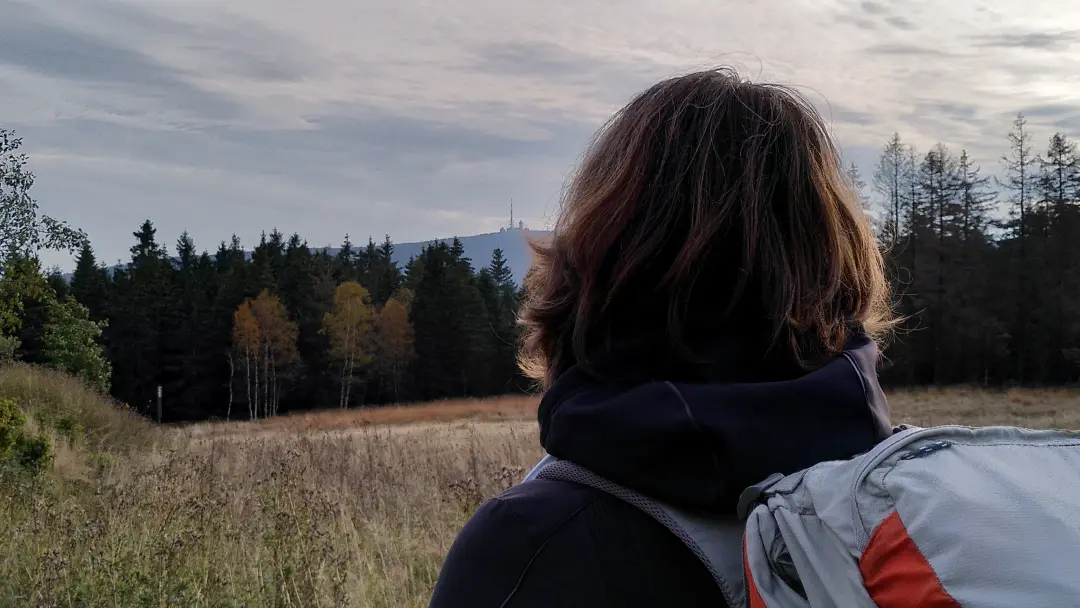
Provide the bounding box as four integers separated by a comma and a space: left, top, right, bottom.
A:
537, 332, 892, 513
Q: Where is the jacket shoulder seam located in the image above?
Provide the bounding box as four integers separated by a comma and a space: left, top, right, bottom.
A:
840, 351, 869, 406
497, 489, 601, 607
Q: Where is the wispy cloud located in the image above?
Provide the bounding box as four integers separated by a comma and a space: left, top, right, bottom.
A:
972, 31, 1080, 51
3, 0, 1080, 269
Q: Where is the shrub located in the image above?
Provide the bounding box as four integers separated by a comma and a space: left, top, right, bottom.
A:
42, 297, 111, 394
0, 396, 25, 459
0, 395, 53, 473
13, 433, 52, 471
0, 334, 17, 362
53, 413, 84, 444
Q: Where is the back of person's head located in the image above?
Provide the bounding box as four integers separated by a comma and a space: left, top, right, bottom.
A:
519, 67, 896, 388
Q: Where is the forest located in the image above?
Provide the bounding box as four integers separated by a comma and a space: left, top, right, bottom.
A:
48, 228, 523, 421
1, 112, 1079, 422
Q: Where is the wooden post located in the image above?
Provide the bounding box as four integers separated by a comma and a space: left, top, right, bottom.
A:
156, 385, 162, 423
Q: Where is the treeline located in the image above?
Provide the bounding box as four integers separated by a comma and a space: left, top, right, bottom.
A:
866, 114, 1080, 385
52, 225, 526, 421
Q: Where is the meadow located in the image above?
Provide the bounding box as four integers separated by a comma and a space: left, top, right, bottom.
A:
0, 364, 1078, 607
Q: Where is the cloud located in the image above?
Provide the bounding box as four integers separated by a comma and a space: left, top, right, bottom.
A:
972, 31, 1080, 51
860, 1, 889, 15
31, 0, 324, 84
854, 1, 918, 31
885, 16, 919, 31
3, 0, 1080, 271
1023, 103, 1079, 118
0, 3, 239, 122
864, 43, 958, 59
825, 104, 879, 128
921, 101, 980, 122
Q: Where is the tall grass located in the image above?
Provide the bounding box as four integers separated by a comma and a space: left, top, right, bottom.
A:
0, 364, 160, 456
0, 364, 1076, 606
0, 365, 541, 607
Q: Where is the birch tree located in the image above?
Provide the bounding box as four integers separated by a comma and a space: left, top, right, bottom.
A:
322, 282, 375, 408
232, 300, 261, 419
251, 290, 298, 417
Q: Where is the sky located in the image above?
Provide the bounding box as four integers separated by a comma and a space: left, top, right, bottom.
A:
4, 0, 1080, 270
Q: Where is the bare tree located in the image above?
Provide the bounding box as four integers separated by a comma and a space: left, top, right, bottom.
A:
998, 113, 1039, 382
873, 133, 907, 247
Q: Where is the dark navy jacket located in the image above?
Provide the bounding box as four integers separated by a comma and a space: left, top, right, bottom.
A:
430, 333, 892, 607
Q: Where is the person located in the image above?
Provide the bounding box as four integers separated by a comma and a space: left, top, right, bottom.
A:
429, 68, 898, 608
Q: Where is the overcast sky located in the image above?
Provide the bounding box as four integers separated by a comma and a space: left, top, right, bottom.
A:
4, 0, 1080, 269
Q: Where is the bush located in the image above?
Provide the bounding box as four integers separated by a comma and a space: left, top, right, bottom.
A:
0, 396, 25, 459
53, 413, 84, 444
43, 297, 111, 394
0, 395, 53, 473
14, 433, 52, 471
0, 334, 17, 362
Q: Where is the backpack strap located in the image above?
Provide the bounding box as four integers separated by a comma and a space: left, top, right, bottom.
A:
529, 458, 747, 608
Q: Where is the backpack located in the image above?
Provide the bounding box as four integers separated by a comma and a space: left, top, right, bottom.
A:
524, 424, 1080, 607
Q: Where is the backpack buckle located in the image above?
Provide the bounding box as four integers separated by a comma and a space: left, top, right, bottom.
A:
737, 473, 785, 520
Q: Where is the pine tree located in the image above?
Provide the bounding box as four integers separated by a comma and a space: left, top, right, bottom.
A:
410, 242, 487, 398
279, 233, 335, 410
404, 256, 425, 292
70, 243, 110, 322
334, 235, 358, 284
374, 235, 403, 306
46, 267, 69, 301
160, 231, 219, 419
110, 220, 175, 415
488, 248, 514, 288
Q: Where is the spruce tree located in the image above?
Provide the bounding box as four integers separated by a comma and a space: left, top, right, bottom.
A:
70, 243, 111, 323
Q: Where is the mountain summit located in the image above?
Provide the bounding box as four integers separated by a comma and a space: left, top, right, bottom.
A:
391, 227, 549, 285
318, 226, 550, 286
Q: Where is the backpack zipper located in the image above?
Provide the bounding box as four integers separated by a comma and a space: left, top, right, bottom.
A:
899, 440, 953, 460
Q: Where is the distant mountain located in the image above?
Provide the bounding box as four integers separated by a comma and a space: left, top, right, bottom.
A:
331, 228, 550, 285
73, 228, 551, 286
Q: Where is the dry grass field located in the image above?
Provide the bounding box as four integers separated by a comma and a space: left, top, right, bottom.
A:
0, 363, 1077, 607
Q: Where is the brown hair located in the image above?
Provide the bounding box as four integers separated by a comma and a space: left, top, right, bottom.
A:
518, 68, 897, 388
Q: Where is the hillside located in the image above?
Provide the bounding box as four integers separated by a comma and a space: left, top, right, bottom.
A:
336, 227, 550, 285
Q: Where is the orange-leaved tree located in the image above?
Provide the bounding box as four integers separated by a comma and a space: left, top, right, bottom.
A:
251, 290, 299, 417
390, 286, 415, 314
232, 290, 298, 419
232, 300, 260, 420
322, 281, 375, 408
374, 295, 415, 401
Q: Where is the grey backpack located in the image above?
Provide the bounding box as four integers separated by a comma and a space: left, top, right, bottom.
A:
524, 425, 1080, 607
